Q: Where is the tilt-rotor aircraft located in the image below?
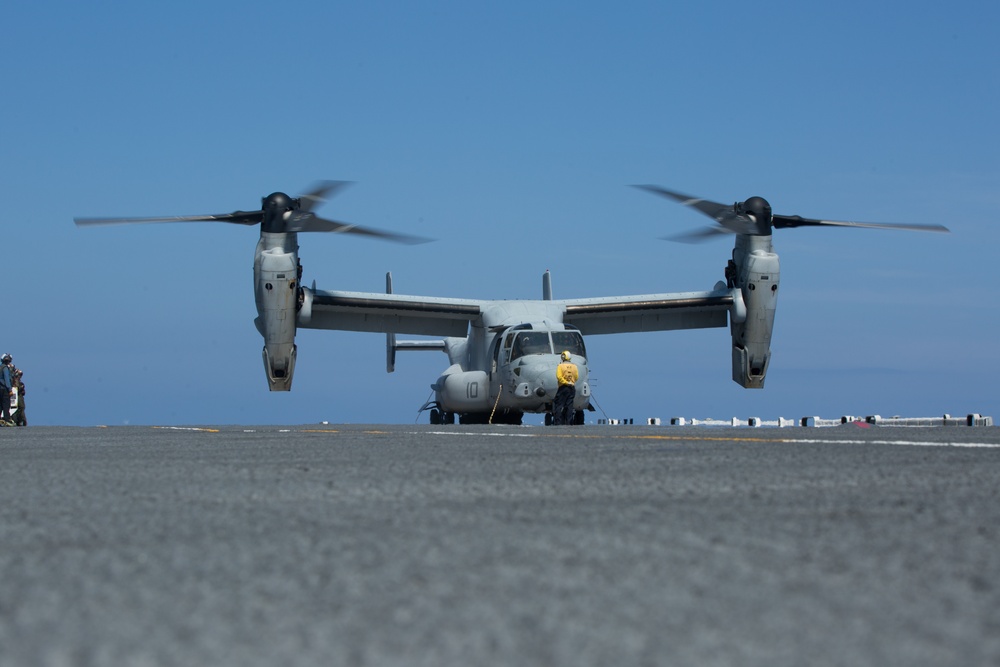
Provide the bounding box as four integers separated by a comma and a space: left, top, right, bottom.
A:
75, 182, 948, 425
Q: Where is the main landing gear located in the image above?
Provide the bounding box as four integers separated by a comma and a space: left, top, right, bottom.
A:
428, 408, 524, 425
544, 410, 585, 426
429, 408, 455, 425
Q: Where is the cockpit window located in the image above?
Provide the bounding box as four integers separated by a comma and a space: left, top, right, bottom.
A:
551, 331, 586, 358
510, 332, 552, 360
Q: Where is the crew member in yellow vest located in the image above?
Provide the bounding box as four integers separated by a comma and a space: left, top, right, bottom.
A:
553, 350, 579, 425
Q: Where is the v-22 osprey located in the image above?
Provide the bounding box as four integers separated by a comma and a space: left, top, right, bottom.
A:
75, 182, 947, 425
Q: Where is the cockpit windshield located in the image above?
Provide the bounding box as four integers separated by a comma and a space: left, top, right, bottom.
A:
510, 332, 551, 360
508, 330, 587, 362
552, 331, 586, 358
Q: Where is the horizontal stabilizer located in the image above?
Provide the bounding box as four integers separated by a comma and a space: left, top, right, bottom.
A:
387, 334, 446, 373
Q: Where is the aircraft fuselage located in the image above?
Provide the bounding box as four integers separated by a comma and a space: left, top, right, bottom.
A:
425, 302, 591, 424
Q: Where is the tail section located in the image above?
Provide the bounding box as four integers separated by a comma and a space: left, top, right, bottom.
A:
385, 272, 447, 372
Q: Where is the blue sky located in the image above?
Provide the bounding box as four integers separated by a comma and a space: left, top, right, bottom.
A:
4, 1, 998, 425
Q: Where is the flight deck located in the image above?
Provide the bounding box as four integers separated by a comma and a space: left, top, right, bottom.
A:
1, 424, 997, 665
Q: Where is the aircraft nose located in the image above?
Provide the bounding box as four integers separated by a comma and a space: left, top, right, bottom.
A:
517, 354, 586, 398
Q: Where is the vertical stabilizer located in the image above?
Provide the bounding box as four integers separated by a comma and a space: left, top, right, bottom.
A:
386, 272, 395, 372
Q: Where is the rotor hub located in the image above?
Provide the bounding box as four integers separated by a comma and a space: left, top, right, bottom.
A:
735, 196, 773, 235
739, 196, 771, 222
261, 192, 300, 232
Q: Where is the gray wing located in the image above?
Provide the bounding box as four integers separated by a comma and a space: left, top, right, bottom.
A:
559, 286, 744, 335
299, 283, 743, 337
299, 287, 483, 337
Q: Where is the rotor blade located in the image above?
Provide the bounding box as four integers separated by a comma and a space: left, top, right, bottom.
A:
298, 181, 353, 213
661, 226, 734, 244
772, 215, 949, 233
288, 212, 433, 244
74, 210, 263, 227
633, 184, 751, 233
633, 185, 733, 223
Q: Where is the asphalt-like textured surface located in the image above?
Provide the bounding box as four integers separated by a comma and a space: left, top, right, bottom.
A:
1, 424, 998, 666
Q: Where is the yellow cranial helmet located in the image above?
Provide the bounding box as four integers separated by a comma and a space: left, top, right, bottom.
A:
561, 350, 571, 361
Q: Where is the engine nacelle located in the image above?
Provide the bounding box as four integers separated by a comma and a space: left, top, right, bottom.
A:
254, 246, 299, 391
731, 238, 779, 388
434, 366, 491, 412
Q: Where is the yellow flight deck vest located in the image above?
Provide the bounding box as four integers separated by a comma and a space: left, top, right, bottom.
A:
556, 362, 579, 387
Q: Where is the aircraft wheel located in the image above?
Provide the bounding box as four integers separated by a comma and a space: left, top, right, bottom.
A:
544, 413, 553, 426
573, 410, 585, 425
460, 413, 488, 425
430, 409, 442, 425
444, 411, 455, 425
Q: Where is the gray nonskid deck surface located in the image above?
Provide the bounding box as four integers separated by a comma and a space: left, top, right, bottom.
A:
1, 425, 998, 666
